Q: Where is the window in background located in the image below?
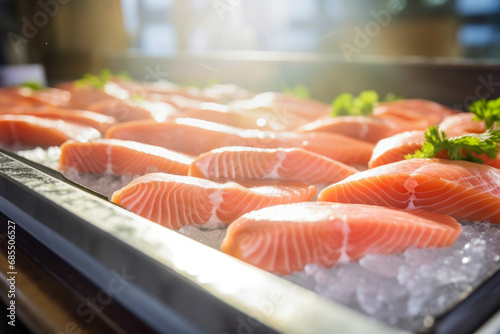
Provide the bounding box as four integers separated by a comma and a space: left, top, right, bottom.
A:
120, 0, 500, 59
455, 0, 500, 58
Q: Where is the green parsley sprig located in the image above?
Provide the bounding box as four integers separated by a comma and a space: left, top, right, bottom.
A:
468, 97, 500, 129
183, 77, 220, 89
75, 69, 131, 90
283, 84, 311, 99
75, 69, 112, 90
331, 90, 402, 117
19, 81, 45, 91
405, 126, 500, 163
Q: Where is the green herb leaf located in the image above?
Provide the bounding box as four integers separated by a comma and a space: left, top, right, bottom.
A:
353, 90, 378, 115
182, 78, 220, 89
75, 69, 113, 90
131, 95, 145, 101
331, 93, 354, 117
331, 90, 400, 117
207, 77, 220, 86
19, 81, 45, 91
384, 92, 404, 102
116, 70, 132, 81
283, 84, 311, 99
405, 126, 500, 163
468, 97, 500, 129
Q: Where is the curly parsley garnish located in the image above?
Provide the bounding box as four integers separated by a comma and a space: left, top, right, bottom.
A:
75, 69, 131, 90
468, 97, 500, 129
19, 81, 45, 91
405, 126, 500, 163
283, 84, 311, 99
331, 90, 402, 117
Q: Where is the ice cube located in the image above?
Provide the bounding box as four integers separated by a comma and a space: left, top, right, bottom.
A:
404, 246, 454, 267
177, 225, 227, 249
356, 277, 383, 315
359, 253, 404, 278
16, 146, 61, 169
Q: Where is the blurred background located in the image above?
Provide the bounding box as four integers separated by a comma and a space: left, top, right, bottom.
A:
1, 0, 500, 104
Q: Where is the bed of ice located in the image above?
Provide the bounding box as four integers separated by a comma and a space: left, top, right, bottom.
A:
61, 170, 136, 198
1, 145, 61, 170
7, 146, 135, 198
177, 222, 500, 332
5, 145, 500, 332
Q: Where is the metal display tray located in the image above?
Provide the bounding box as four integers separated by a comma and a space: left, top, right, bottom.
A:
0, 150, 499, 333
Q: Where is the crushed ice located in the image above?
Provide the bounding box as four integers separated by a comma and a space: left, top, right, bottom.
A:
177, 225, 227, 250
4, 145, 62, 170
62, 168, 136, 198
4, 145, 500, 332
285, 223, 500, 332
172, 222, 500, 332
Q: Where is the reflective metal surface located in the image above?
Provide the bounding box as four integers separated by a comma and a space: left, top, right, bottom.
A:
0, 151, 402, 334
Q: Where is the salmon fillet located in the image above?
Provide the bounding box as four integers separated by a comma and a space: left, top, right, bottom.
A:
221, 202, 462, 275
228, 92, 331, 130
318, 158, 500, 223
59, 139, 193, 176
0, 106, 116, 133
58, 81, 129, 109
0, 114, 100, 148
0, 87, 70, 107
296, 116, 397, 143
189, 147, 358, 185
369, 126, 500, 169
439, 113, 487, 137
373, 99, 457, 132
111, 173, 317, 229
185, 104, 271, 130
88, 99, 181, 123
105, 118, 375, 166
369, 130, 425, 168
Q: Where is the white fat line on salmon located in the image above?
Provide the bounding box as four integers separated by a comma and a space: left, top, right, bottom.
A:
105, 144, 113, 174
404, 177, 419, 210
264, 151, 287, 179
407, 193, 417, 210
337, 214, 351, 264
359, 121, 368, 140
197, 155, 215, 178
9, 122, 19, 143
204, 189, 225, 228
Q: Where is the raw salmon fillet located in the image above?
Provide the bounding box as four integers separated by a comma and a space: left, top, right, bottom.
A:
369, 125, 500, 169
189, 147, 358, 185
437, 113, 500, 168
59, 139, 193, 176
229, 92, 331, 130
0, 106, 116, 133
88, 99, 181, 123
318, 158, 500, 223
200, 83, 253, 102
58, 81, 129, 109
231, 92, 330, 119
296, 116, 397, 143
0, 86, 70, 107
185, 104, 271, 130
112, 78, 210, 102
111, 173, 317, 229
439, 113, 487, 136
369, 130, 425, 168
221, 202, 462, 275
0, 115, 100, 148
106, 118, 374, 166
373, 99, 457, 132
